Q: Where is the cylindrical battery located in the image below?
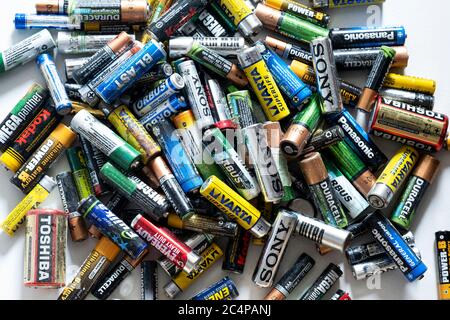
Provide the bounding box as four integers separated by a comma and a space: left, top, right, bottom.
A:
78, 195, 148, 260
264, 253, 315, 300
222, 228, 251, 274
138, 95, 187, 130
57, 32, 119, 54
132, 62, 174, 90
167, 213, 238, 238
300, 126, 345, 156
15, 14, 79, 30
300, 263, 343, 300
311, 0, 385, 8
24, 209, 66, 288
71, 109, 142, 171
226, 89, 256, 129
191, 276, 239, 300
66, 146, 93, 200
368, 145, 419, 209
169, 37, 246, 58
265, 36, 313, 65
215, 0, 262, 37
264, 0, 330, 26
56, 171, 89, 242
204, 77, 236, 130
79, 135, 109, 196
195, 8, 231, 37
330, 290, 351, 300
436, 231, 450, 300
334, 46, 409, 70
379, 88, 434, 110
11, 124, 77, 194
329, 26, 407, 49
383, 73, 436, 95
65, 58, 89, 81
141, 260, 158, 300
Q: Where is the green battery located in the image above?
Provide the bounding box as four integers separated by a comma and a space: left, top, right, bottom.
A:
227, 90, 256, 129
227, 85, 267, 124
67, 146, 94, 200
208, 1, 238, 33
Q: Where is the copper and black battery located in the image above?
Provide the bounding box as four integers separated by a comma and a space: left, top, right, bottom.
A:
222, 228, 251, 274
167, 213, 238, 238
79, 135, 109, 197
299, 126, 345, 156
141, 260, 158, 300
66, 146, 94, 200
65, 82, 83, 101
436, 231, 450, 300
379, 88, 434, 110
265, 36, 313, 65
300, 263, 343, 300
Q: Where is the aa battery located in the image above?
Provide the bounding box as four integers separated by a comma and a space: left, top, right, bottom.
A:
71, 109, 142, 170
79, 136, 108, 196
226, 90, 256, 129
11, 124, 76, 194
370, 96, 448, 152
237, 46, 290, 122
169, 37, 246, 58
191, 276, 239, 300
96, 39, 166, 104
0, 175, 56, 237
175, 59, 215, 130
436, 231, 450, 300
334, 46, 409, 70
252, 210, 297, 288
14, 13, 81, 30
222, 228, 251, 274
310, 37, 343, 115
0, 29, 56, 73
66, 86, 84, 102
36, 54, 72, 115
0, 84, 48, 152
141, 260, 158, 300
24, 209, 66, 288
324, 158, 369, 220
66, 146, 93, 200
391, 155, 440, 230
256, 41, 312, 109
131, 73, 185, 117
200, 176, 271, 238
383, 73, 436, 95
139, 95, 187, 131
163, 242, 223, 298
299, 152, 348, 228
300, 126, 345, 156
56, 172, 89, 242
265, 36, 313, 65
264, 0, 330, 26
151, 118, 203, 193
264, 253, 315, 300
216, 0, 262, 37
311, 0, 385, 8
300, 263, 343, 300
64, 58, 88, 81
363, 211, 427, 282
167, 213, 238, 238
57, 32, 118, 54
329, 26, 407, 49
58, 237, 122, 300
131, 213, 201, 274
203, 128, 260, 200
292, 209, 352, 252
379, 88, 434, 110
368, 145, 419, 209
281, 93, 322, 158
132, 62, 174, 90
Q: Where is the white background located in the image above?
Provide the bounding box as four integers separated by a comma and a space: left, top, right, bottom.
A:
0, 0, 449, 300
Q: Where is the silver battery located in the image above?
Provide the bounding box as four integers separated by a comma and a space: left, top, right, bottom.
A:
292, 209, 352, 252
208, 78, 234, 124
65, 57, 89, 80
176, 59, 215, 130
57, 32, 123, 54
243, 124, 283, 203
310, 37, 343, 115
379, 88, 435, 110
169, 37, 246, 58
237, 45, 261, 69
237, 9, 263, 38
252, 210, 297, 288
367, 183, 393, 209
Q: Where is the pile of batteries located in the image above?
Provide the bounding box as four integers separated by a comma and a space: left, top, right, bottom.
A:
0, 0, 447, 301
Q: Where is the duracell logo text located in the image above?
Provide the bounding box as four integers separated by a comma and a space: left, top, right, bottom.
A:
312, 43, 334, 106
297, 221, 324, 244
95, 263, 128, 295
303, 270, 341, 300
337, 115, 375, 159
343, 31, 395, 43
38, 215, 53, 281
397, 177, 425, 220
381, 97, 446, 121
289, 47, 313, 62
319, 180, 345, 226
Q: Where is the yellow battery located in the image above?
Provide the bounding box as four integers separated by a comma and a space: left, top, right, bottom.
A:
71, 101, 105, 119
437, 234, 450, 300
217, 0, 252, 26
290, 60, 316, 86
383, 73, 436, 95
264, 0, 326, 22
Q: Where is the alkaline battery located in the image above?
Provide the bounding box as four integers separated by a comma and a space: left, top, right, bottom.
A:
300, 263, 343, 300
379, 88, 434, 110
24, 209, 66, 288
363, 211, 427, 281
14, 13, 81, 30
216, 0, 262, 37
310, 37, 343, 116
57, 32, 119, 54
73, 0, 149, 23
167, 213, 238, 238
56, 172, 89, 242
299, 152, 348, 228
78, 195, 148, 259
255, 4, 329, 44
436, 231, 450, 300
200, 175, 271, 238
131, 213, 202, 274
391, 155, 440, 230
11, 124, 76, 194
71, 109, 142, 171
370, 96, 448, 152
384, 73, 436, 95
334, 46, 409, 70
131, 73, 185, 117
265, 36, 313, 65
256, 41, 312, 109
65, 57, 88, 81
264, 0, 330, 26
281, 93, 322, 157
151, 118, 204, 193
1, 175, 56, 237
100, 162, 169, 221
203, 127, 260, 200
169, 37, 246, 58
368, 145, 419, 209
96, 39, 166, 104
226, 90, 256, 129
253, 210, 297, 288
191, 8, 230, 37
139, 95, 187, 130
222, 228, 251, 274
79, 136, 109, 196
300, 125, 345, 156
71, 101, 106, 118
0, 83, 48, 152
291, 209, 352, 252
237, 46, 290, 121
191, 276, 239, 300
329, 108, 387, 171
58, 237, 122, 300
330, 290, 351, 300
329, 26, 407, 49
264, 253, 315, 300
311, 0, 385, 8
132, 62, 174, 90
67, 146, 93, 200
141, 260, 158, 300
163, 242, 223, 298
36, 54, 72, 115
355, 46, 397, 131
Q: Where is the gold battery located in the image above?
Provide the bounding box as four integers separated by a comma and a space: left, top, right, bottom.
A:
383, 73, 436, 95
436, 231, 450, 300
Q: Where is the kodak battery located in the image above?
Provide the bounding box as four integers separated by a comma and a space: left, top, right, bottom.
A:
436, 231, 450, 300
24, 209, 66, 288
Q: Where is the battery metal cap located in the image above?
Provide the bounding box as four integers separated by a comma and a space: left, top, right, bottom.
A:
185, 251, 202, 274
299, 152, 328, 185
238, 13, 263, 38
39, 175, 57, 192
169, 73, 185, 90
251, 216, 272, 238
413, 154, 440, 183
368, 183, 392, 209
164, 281, 182, 299
35, 0, 62, 14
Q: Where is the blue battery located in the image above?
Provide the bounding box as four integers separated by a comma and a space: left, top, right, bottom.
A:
131, 73, 185, 117
151, 117, 203, 193
328, 108, 387, 171
191, 277, 239, 300
139, 95, 187, 131
36, 53, 72, 115
330, 26, 407, 49
363, 211, 427, 282
15, 13, 81, 30
96, 39, 166, 104
256, 41, 312, 110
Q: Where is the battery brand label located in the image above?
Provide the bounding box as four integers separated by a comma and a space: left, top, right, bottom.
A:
288, 46, 313, 62
198, 10, 227, 37
284, 3, 316, 19
297, 220, 324, 244
217, 0, 252, 25
311, 179, 347, 228
330, 0, 382, 8
15, 108, 53, 146
392, 176, 428, 224
436, 232, 450, 300
302, 269, 341, 300
36, 215, 53, 282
